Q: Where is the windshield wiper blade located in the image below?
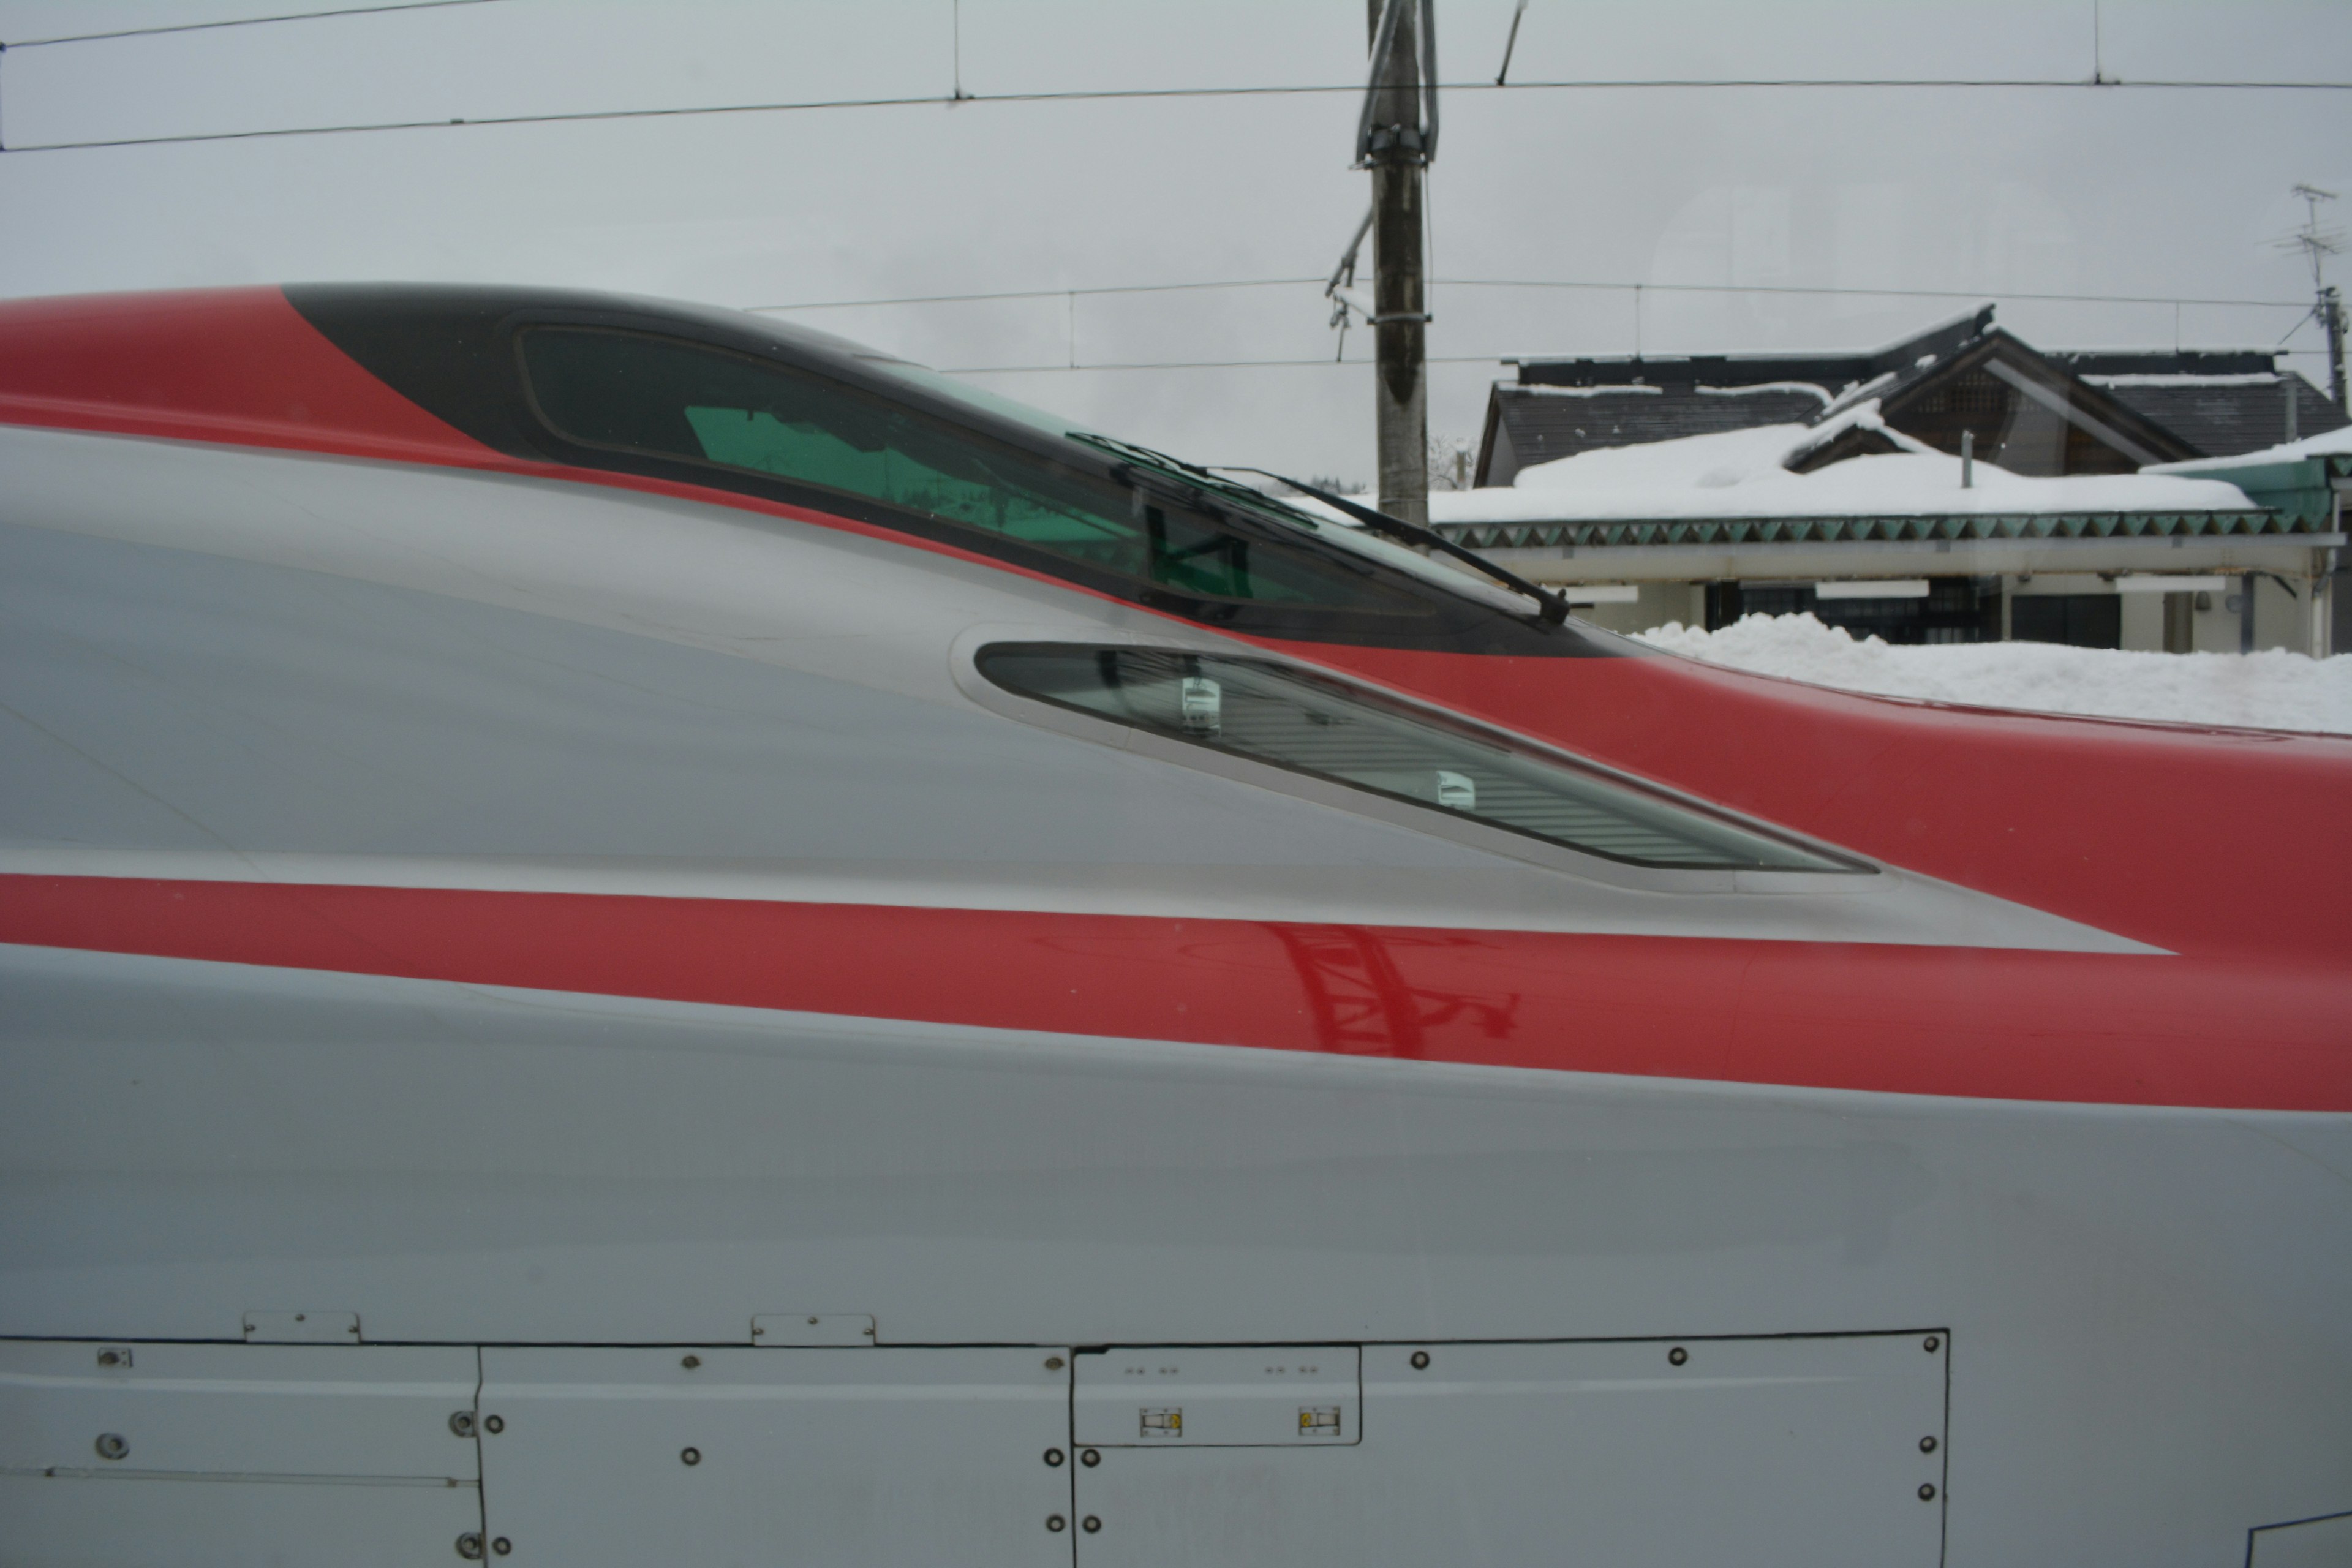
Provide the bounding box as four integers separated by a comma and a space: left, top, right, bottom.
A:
1070, 432, 1287, 514
1069, 434, 1569, 626
1213, 467, 1569, 626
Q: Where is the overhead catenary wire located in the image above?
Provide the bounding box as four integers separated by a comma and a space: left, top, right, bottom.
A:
745, 278, 1326, 313
3, 0, 507, 50
745, 276, 2310, 315
1436, 277, 2313, 311
938, 355, 1513, 375
774, 271, 2321, 375
4, 73, 2348, 155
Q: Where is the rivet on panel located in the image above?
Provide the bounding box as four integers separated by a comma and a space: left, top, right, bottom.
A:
93, 1433, 128, 1461
492, 1538, 512, 1556
1409, 1351, 1430, 1370
1923, 1336, 1940, 1353
449, 1411, 477, 1439
681, 1355, 701, 1370
483, 1415, 505, 1434
1920, 1435, 1938, 1453
1044, 1448, 1065, 1467
1046, 1515, 1067, 1533
1919, 1483, 1938, 1501
455, 1532, 484, 1560
1082, 1516, 1102, 1533
1668, 1346, 1689, 1366
1044, 1355, 1065, 1371
680, 1447, 701, 1466
1081, 1448, 1101, 1467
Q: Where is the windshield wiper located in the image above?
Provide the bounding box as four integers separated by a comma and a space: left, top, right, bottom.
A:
1068, 433, 1568, 625
1070, 432, 1297, 516
1213, 467, 1569, 626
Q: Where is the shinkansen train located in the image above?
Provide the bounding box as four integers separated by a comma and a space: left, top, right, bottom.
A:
1, 284, 2347, 1566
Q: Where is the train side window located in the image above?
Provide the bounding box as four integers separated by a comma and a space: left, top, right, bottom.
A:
977, 644, 1866, 873
517, 328, 1420, 612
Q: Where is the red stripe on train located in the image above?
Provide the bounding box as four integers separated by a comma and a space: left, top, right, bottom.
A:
2, 875, 2343, 1112
1258, 641, 2352, 968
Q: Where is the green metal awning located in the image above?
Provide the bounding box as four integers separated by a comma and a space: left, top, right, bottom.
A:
1431, 508, 2303, 552
2143, 453, 2350, 530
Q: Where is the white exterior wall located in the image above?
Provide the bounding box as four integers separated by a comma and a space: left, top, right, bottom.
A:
1575, 582, 1703, 636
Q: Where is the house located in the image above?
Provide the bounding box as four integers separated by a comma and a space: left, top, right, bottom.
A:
1474, 307, 2345, 487
1447, 309, 2346, 655
2155, 429, 2352, 653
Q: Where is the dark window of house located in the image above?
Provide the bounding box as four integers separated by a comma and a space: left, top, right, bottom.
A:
518, 328, 1419, 612
2011, 595, 2122, 649
1708, 579, 1996, 644
979, 644, 1865, 873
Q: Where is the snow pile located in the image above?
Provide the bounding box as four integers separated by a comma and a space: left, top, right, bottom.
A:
1637, 614, 2352, 734
1429, 415, 2255, 525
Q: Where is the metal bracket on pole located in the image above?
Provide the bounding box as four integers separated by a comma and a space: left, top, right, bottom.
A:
1353, 0, 1439, 168
1325, 206, 1374, 358
1494, 0, 1529, 86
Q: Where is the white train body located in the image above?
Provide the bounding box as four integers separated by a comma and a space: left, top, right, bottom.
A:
0, 286, 2346, 1566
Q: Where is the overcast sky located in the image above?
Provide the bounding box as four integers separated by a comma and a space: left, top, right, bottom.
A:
2, 1, 2346, 481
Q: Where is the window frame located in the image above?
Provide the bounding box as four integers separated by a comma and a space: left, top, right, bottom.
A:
952, 630, 1879, 891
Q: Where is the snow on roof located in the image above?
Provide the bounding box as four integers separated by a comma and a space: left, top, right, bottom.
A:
2143, 422, 2352, 474
1696, 381, 1834, 404
1433, 411, 2255, 525
1520, 382, 1664, 398
2081, 372, 2280, 388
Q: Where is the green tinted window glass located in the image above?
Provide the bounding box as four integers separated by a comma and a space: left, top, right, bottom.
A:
520, 329, 1415, 611
978, 644, 1866, 873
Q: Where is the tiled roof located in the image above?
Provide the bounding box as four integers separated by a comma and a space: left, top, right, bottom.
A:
1479, 305, 2349, 484
1483, 386, 1822, 479
2091, 375, 2346, 459
1477, 310, 1995, 486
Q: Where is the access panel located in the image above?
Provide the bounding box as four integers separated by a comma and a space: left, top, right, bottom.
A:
0, 1340, 482, 1568
475, 1346, 1072, 1567
1069, 1334, 1947, 1568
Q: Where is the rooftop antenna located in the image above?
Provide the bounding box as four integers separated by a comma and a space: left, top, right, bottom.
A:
2272, 184, 2346, 412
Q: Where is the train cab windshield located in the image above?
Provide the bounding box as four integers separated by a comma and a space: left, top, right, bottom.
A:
518, 326, 1427, 614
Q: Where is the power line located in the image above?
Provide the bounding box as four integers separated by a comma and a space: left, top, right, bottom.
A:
938, 355, 1508, 375
5, 73, 2347, 155
931, 348, 2344, 376
744, 278, 1324, 313
1438, 277, 2310, 310
744, 275, 2309, 316
4, 0, 505, 50
1492, 77, 2348, 90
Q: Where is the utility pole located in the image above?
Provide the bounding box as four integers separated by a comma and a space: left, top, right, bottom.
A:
1359, 0, 1437, 525
2322, 284, 2347, 413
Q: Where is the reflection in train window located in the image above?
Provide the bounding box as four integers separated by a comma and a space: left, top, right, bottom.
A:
518, 327, 1422, 612
977, 644, 1866, 872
